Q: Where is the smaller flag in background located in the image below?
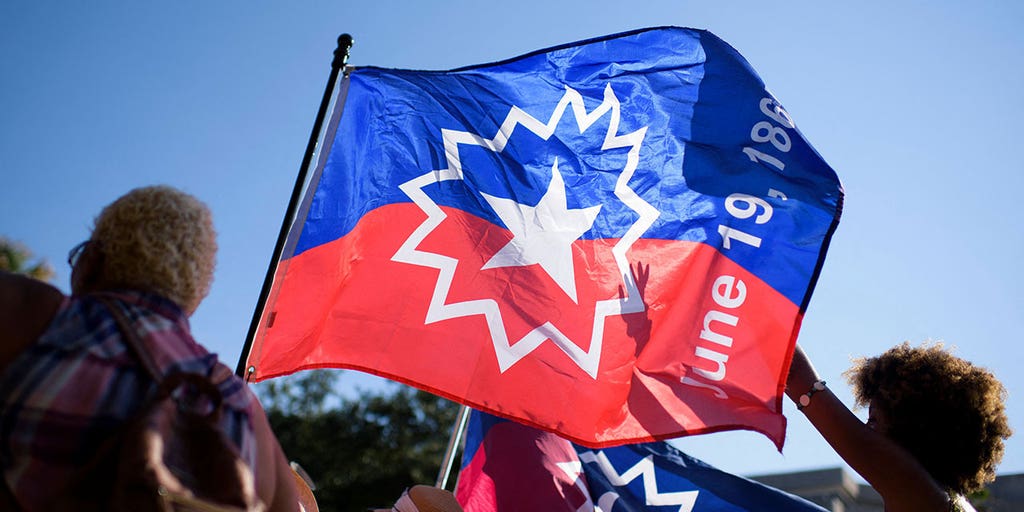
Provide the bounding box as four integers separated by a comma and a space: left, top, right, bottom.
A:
456, 410, 827, 512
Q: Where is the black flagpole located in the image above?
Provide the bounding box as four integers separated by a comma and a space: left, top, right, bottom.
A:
235, 34, 354, 378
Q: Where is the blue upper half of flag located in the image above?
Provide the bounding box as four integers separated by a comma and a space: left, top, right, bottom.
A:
295, 26, 842, 307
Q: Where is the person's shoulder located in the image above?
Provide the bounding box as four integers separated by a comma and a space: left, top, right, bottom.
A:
0, 271, 64, 368
0, 270, 63, 305
208, 361, 261, 411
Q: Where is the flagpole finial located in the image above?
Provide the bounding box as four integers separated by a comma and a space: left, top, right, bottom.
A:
333, 34, 354, 69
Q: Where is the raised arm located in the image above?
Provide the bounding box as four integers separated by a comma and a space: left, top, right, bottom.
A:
786, 344, 949, 511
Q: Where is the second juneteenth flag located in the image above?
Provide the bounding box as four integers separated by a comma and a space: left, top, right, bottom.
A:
455, 410, 828, 511
244, 26, 843, 449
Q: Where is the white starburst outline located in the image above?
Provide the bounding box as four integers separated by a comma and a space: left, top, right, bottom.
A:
391, 84, 659, 378
578, 450, 699, 512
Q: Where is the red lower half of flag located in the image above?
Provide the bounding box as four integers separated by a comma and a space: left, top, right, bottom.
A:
248, 204, 800, 448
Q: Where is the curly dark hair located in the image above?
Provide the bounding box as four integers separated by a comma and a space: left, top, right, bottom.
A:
846, 342, 1012, 495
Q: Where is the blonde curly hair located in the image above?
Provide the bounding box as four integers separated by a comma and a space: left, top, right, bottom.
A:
90, 185, 216, 313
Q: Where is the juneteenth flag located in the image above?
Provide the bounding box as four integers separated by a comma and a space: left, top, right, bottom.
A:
243, 26, 843, 448
455, 410, 828, 511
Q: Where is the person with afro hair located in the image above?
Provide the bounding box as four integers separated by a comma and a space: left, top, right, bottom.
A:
787, 342, 1011, 512
0, 185, 301, 510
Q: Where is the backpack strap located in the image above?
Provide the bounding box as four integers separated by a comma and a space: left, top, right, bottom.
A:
94, 295, 164, 382
95, 295, 226, 419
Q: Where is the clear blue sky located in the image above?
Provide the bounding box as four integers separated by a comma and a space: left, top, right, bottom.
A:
3, 1, 1022, 481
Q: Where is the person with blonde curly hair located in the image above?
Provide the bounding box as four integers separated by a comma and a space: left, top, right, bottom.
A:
0, 185, 301, 510
79, 184, 218, 314
786, 342, 1011, 512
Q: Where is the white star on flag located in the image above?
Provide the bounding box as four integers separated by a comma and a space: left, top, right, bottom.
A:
481, 158, 602, 304
392, 84, 656, 377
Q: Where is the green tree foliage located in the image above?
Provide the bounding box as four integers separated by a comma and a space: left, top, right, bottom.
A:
259, 367, 338, 416
968, 488, 990, 511
0, 237, 54, 282
257, 370, 461, 511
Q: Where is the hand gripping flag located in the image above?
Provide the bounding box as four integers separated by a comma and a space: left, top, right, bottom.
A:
244, 26, 843, 448
455, 410, 828, 512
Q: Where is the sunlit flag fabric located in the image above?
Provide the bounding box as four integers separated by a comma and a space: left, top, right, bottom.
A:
455, 410, 828, 512
244, 26, 843, 448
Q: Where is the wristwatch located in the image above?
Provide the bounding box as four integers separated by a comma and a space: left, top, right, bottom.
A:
797, 380, 826, 410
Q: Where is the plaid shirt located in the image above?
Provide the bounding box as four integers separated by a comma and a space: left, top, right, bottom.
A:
0, 291, 259, 510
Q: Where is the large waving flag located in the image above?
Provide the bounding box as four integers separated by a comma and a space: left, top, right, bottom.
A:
244, 26, 843, 448
456, 410, 827, 511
